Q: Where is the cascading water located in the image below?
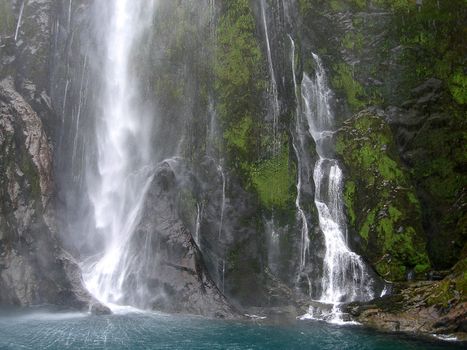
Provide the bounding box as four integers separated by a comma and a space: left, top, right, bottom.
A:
82, 0, 156, 308
294, 51, 375, 319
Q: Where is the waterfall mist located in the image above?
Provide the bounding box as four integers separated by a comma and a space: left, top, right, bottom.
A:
81, 0, 157, 307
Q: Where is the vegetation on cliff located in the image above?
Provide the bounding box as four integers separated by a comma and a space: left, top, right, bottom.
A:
335, 110, 430, 281
215, 0, 296, 212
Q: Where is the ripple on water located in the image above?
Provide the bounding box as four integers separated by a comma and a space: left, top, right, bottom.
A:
0, 310, 462, 350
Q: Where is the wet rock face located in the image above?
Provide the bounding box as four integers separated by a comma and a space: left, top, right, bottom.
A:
2, 0, 53, 92
334, 110, 430, 281
385, 80, 466, 270
0, 78, 107, 313
119, 160, 235, 318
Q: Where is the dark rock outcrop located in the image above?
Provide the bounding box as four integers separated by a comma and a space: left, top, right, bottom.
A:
117, 159, 235, 318
0, 78, 108, 313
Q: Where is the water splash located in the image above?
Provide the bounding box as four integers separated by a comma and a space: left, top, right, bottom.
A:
82, 0, 156, 308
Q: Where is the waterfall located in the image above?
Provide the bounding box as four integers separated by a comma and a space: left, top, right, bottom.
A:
304, 54, 375, 304
82, 0, 156, 307
14, 0, 25, 42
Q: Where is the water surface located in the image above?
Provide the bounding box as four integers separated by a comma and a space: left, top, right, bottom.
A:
0, 309, 460, 350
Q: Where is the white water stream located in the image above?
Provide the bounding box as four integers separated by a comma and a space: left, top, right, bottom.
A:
291, 47, 375, 320
82, 0, 155, 307
14, 0, 25, 42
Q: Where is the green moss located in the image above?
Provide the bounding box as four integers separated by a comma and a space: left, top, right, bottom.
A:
414, 263, 430, 274
360, 209, 376, 242
223, 115, 252, 153
342, 32, 364, 52
214, 0, 267, 175
344, 181, 357, 225
215, 0, 264, 123
331, 63, 365, 111
329, 0, 344, 11
388, 206, 402, 221
449, 70, 467, 105
426, 279, 455, 307
250, 146, 296, 210
298, 0, 313, 14
376, 260, 406, 281
407, 192, 419, 206
337, 112, 430, 281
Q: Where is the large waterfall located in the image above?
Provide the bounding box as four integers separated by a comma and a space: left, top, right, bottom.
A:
82, 0, 156, 307
299, 54, 375, 311
53, 0, 380, 315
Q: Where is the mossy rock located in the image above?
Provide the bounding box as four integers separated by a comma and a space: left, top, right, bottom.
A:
335, 110, 430, 281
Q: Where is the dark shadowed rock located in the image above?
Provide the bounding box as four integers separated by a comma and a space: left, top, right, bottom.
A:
0, 78, 106, 313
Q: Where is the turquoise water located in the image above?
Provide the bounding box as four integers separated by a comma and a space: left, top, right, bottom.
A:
0, 309, 461, 349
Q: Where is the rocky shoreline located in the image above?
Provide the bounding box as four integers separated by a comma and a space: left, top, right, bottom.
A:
345, 261, 466, 341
